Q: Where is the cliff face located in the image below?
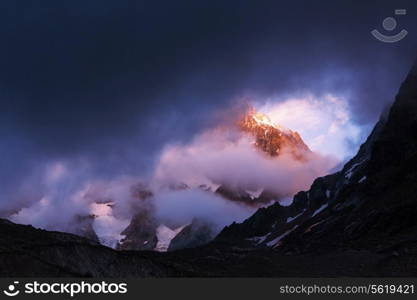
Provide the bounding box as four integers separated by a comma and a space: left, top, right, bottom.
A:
238, 108, 310, 159
116, 210, 158, 251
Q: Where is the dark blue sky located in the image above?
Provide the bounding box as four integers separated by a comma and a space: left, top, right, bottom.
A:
0, 0, 416, 208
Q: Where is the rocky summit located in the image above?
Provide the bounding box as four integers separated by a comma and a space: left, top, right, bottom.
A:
238, 107, 310, 159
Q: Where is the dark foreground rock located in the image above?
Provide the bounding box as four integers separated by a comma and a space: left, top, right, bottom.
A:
1, 217, 417, 277
0, 218, 179, 277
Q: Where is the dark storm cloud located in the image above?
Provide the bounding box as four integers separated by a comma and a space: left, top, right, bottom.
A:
0, 0, 416, 199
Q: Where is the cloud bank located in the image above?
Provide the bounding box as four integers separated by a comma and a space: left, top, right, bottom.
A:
154, 125, 338, 197
7, 111, 338, 247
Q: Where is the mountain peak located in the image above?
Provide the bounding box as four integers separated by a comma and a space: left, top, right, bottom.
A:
237, 106, 310, 159
246, 107, 286, 130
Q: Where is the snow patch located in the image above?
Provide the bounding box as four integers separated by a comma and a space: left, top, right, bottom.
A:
252, 113, 286, 131
358, 176, 367, 183
245, 188, 264, 199
155, 224, 186, 252
203, 181, 221, 192
266, 225, 299, 248
247, 233, 270, 244
312, 203, 328, 217
90, 202, 129, 248
344, 160, 367, 180
92, 216, 129, 248
90, 202, 113, 217
286, 210, 306, 223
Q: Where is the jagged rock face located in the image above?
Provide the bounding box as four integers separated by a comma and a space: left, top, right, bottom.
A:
117, 183, 158, 251
168, 219, 215, 251
117, 210, 158, 251
216, 172, 340, 247
238, 108, 310, 159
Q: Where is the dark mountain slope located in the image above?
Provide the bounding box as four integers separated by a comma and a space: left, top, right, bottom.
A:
213, 59, 417, 269
217, 60, 417, 255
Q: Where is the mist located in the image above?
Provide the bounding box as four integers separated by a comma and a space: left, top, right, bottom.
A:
7, 110, 339, 247
154, 127, 338, 196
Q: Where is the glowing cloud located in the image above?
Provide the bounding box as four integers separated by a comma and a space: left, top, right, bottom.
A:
258, 94, 365, 161
153, 127, 337, 198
